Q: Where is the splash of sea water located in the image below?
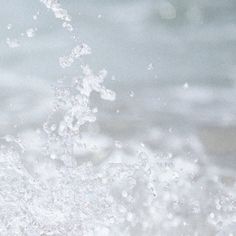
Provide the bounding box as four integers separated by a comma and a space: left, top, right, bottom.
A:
0, 1, 236, 235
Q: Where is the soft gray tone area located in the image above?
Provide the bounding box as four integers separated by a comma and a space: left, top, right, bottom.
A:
0, 1, 236, 235
1, 0, 236, 169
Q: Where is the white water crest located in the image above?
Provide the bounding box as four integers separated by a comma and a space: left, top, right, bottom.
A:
0, 1, 236, 236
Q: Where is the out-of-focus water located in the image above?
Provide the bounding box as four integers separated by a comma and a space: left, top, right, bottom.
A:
1, 0, 236, 169
0, 0, 236, 235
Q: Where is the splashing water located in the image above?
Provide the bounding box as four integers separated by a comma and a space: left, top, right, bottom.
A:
40, 0, 73, 31
0, 1, 236, 236
6, 38, 20, 48
59, 44, 91, 68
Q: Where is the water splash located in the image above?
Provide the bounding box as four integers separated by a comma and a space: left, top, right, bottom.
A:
0, 1, 236, 235
6, 38, 20, 48
59, 44, 91, 68
0, 136, 235, 235
40, 0, 73, 31
26, 28, 37, 38
43, 64, 115, 166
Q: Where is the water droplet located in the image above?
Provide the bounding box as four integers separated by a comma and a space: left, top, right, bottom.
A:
140, 142, 145, 148
129, 91, 135, 98
126, 212, 133, 222
147, 63, 153, 71
109, 216, 115, 224
50, 153, 56, 159
183, 82, 189, 89
6, 24, 12, 30
50, 124, 57, 131
122, 191, 128, 198
210, 213, 215, 218
26, 28, 37, 38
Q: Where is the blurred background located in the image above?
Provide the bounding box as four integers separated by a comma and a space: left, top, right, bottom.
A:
0, 0, 236, 172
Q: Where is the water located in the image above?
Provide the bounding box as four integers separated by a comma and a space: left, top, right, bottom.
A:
0, 0, 236, 235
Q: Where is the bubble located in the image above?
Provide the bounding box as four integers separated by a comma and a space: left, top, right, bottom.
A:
210, 213, 215, 218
